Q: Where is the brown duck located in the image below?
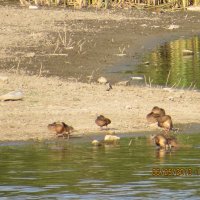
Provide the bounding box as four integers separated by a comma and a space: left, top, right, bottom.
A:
152, 133, 178, 149
95, 115, 111, 130
157, 115, 173, 133
48, 122, 74, 139
146, 106, 166, 123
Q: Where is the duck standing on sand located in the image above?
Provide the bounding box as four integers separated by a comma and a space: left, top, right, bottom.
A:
152, 133, 178, 149
95, 115, 111, 130
157, 115, 174, 134
48, 122, 74, 139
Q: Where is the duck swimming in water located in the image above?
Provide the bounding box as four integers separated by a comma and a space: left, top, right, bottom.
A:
48, 122, 74, 139
152, 133, 178, 149
95, 115, 111, 130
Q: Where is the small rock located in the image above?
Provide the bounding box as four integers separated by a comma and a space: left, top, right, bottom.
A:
168, 96, 174, 101
29, 5, 39, 9
131, 76, 143, 80
97, 77, 107, 84
0, 90, 24, 101
116, 80, 131, 86
167, 25, 180, 30
125, 105, 132, 110
104, 135, 120, 141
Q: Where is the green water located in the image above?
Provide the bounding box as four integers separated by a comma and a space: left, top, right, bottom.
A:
123, 36, 200, 89
1, 134, 200, 199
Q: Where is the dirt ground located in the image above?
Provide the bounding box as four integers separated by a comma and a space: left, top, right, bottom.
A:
0, 5, 200, 141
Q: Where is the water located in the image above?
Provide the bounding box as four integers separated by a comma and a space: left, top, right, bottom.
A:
1, 134, 200, 199
122, 36, 200, 89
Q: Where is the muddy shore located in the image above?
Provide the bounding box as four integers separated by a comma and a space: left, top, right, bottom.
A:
0, 6, 200, 141
0, 6, 200, 82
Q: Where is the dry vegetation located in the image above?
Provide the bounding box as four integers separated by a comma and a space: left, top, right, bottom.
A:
19, 0, 200, 9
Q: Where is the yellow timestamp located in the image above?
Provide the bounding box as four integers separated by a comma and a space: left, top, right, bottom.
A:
152, 168, 200, 176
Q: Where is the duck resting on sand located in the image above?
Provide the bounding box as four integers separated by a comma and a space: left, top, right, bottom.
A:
147, 106, 178, 134
48, 122, 74, 139
146, 106, 166, 123
95, 115, 111, 130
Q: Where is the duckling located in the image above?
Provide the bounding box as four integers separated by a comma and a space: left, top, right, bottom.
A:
48, 122, 74, 139
95, 115, 111, 130
152, 134, 177, 149
146, 106, 165, 123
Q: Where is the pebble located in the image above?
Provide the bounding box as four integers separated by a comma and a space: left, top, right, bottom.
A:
97, 77, 107, 84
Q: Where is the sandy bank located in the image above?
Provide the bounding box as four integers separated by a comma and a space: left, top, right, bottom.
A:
0, 72, 200, 141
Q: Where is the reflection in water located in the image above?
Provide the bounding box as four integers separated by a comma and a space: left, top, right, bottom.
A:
0, 135, 200, 199
125, 36, 200, 89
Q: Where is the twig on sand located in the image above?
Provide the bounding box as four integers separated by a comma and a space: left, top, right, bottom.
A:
38, 63, 43, 77
115, 46, 126, 57
149, 77, 153, 88
87, 70, 95, 84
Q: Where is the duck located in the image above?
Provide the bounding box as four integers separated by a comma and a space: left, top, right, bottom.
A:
95, 115, 111, 130
146, 106, 165, 123
152, 133, 178, 149
48, 122, 74, 139
157, 115, 173, 134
